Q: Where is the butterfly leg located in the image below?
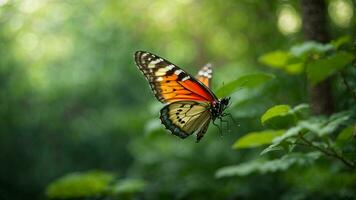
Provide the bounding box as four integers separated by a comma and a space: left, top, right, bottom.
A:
223, 113, 239, 127
212, 120, 223, 137
219, 117, 230, 133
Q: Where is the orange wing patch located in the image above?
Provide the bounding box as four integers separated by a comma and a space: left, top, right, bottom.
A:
135, 51, 216, 103
196, 63, 212, 88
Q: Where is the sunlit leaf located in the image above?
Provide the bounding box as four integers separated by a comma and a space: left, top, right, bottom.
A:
259, 50, 290, 68
46, 171, 115, 199
306, 51, 355, 84
232, 130, 285, 149
285, 62, 304, 74
215, 73, 274, 97
261, 105, 291, 125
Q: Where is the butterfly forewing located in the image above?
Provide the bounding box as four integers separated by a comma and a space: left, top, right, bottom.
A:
135, 51, 217, 103
160, 101, 211, 141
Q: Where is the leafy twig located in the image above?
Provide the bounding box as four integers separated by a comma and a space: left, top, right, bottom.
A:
297, 134, 355, 170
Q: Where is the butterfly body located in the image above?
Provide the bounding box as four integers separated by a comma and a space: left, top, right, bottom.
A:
134, 51, 230, 142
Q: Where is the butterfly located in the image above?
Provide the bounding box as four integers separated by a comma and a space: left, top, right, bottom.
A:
134, 51, 231, 142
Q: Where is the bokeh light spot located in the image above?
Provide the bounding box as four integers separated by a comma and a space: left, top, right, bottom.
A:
0, 0, 9, 7
277, 5, 302, 35
328, 0, 354, 28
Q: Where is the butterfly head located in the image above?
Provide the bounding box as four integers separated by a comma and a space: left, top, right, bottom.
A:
212, 97, 231, 120
220, 97, 230, 109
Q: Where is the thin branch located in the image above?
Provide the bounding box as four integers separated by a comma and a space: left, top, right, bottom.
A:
297, 134, 355, 170
340, 70, 356, 102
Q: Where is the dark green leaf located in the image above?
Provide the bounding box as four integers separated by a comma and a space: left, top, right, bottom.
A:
306, 51, 355, 84
331, 36, 351, 49
336, 125, 354, 146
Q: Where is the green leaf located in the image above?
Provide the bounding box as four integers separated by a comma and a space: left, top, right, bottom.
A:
232, 130, 285, 149
215, 73, 274, 97
261, 105, 291, 125
290, 103, 310, 119
271, 126, 303, 146
306, 51, 355, 84
285, 62, 304, 74
337, 125, 354, 145
260, 144, 284, 155
319, 112, 351, 136
259, 50, 290, 68
111, 179, 146, 194
298, 111, 351, 136
46, 171, 115, 199
290, 41, 333, 57
216, 152, 321, 178
331, 36, 351, 49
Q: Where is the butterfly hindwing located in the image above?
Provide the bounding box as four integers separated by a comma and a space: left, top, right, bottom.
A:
160, 101, 211, 141
135, 51, 216, 103
196, 63, 212, 88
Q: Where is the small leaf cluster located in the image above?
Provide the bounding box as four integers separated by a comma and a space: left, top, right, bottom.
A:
259, 37, 355, 85
46, 170, 146, 200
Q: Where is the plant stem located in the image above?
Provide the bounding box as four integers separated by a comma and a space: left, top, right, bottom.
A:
298, 134, 355, 170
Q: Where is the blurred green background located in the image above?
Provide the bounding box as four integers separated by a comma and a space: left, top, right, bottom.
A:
0, 0, 355, 199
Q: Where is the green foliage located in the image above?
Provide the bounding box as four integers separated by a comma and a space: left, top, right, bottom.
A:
289, 41, 333, 57
1, 1, 355, 200
215, 73, 274, 98
216, 152, 321, 178
306, 51, 354, 84
259, 39, 355, 82
261, 110, 352, 155
111, 179, 146, 195
232, 130, 284, 149
46, 171, 146, 199
46, 171, 115, 199
336, 125, 354, 146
